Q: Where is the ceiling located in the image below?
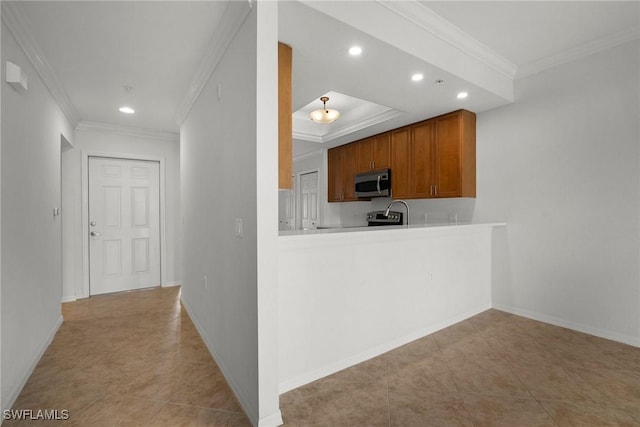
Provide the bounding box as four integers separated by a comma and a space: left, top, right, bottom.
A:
5, 1, 638, 147
281, 1, 639, 156
424, 1, 640, 69
7, 1, 228, 134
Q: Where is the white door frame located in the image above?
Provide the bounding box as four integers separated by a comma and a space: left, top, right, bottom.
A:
296, 168, 320, 230
81, 151, 167, 299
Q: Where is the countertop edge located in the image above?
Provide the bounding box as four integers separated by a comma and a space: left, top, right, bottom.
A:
278, 222, 507, 239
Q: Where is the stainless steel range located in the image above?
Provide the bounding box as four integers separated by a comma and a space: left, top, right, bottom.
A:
366, 210, 404, 226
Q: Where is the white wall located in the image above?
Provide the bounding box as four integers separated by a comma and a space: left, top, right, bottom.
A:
1, 22, 74, 410
474, 41, 640, 345
180, 2, 281, 425
255, 2, 281, 424
1, 6, 4, 413
61, 127, 181, 301
278, 225, 496, 392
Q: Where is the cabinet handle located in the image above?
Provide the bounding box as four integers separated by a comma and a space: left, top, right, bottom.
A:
430, 185, 434, 196
434, 185, 438, 196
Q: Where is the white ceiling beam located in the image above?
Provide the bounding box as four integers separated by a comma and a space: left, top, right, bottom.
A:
300, 0, 515, 103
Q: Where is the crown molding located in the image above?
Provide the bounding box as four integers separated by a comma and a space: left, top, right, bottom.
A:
293, 109, 404, 144
293, 131, 323, 144
173, 1, 251, 126
377, 1, 517, 79
76, 121, 179, 143
293, 149, 323, 162
1, 2, 81, 127
516, 25, 640, 79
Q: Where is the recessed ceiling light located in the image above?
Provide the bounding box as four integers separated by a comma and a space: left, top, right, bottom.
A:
349, 46, 362, 56
119, 106, 135, 114
411, 73, 424, 82
457, 92, 468, 99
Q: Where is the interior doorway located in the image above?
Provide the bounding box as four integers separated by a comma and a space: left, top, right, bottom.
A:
88, 157, 161, 295
297, 170, 319, 230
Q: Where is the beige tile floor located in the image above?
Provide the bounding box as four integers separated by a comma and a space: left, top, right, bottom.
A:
5, 286, 251, 426
281, 309, 640, 426
6, 286, 640, 426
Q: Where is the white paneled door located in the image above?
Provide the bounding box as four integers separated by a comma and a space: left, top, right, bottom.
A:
89, 157, 161, 295
300, 171, 319, 229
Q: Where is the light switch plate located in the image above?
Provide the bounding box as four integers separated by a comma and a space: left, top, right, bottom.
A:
235, 218, 243, 238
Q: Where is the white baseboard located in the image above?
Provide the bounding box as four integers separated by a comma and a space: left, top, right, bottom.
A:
61, 296, 77, 303
278, 302, 492, 394
180, 295, 264, 427
257, 410, 284, 427
492, 303, 640, 348
2, 315, 63, 413
161, 281, 181, 288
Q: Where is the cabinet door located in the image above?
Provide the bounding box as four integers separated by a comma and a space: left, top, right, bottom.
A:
371, 133, 390, 170
327, 147, 343, 202
278, 42, 293, 189
355, 138, 373, 173
434, 114, 462, 198
341, 143, 358, 201
411, 121, 435, 198
390, 128, 411, 199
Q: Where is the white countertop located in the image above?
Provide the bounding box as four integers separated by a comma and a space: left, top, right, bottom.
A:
279, 222, 506, 237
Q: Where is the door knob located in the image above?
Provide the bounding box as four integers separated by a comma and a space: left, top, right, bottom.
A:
90, 231, 100, 237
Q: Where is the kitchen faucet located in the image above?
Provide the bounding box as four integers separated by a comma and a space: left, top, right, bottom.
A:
384, 200, 409, 227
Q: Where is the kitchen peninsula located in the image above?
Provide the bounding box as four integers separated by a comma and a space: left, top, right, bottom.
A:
277, 221, 505, 393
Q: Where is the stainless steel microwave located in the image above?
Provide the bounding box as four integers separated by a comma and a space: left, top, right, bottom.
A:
355, 169, 391, 198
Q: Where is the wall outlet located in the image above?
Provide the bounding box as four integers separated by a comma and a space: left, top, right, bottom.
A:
203, 275, 208, 289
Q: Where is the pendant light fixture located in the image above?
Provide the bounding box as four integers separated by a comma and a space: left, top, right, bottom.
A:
309, 96, 340, 123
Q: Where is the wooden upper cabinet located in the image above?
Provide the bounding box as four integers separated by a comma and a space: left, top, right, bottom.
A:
391, 122, 434, 199
356, 133, 391, 173
329, 109, 476, 202
328, 143, 358, 202
390, 128, 411, 199
355, 138, 373, 173
410, 121, 435, 198
278, 42, 293, 190
327, 147, 342, 202
341, 143, 358, 201
390, 110, 476, 199
433, 110, 476, 198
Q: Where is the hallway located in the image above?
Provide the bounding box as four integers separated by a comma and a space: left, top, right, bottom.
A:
5, 286, 640, 426
4, 287, 251, 426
